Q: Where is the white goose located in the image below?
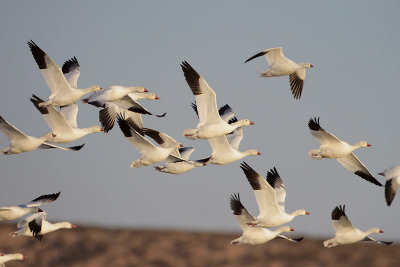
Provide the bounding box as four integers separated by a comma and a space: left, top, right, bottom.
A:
27, 40, 101, 107
191, 103, 261, 165
0, 253, 25, 266
308, 117, 381, 186
154, 147, 211, 174
0, 192, 60, 221
229, 193, 303, 245
30, 95, 103, 143
240, 162, 310, 228
378, 166, 400, 206
10, 211, 76, 241
117, 115, 181, 168
180, 61, 254, 139
84, 87, 166, 133
324, 205, 392, 247
245, 47, 313, 99
0, 116, 84, 154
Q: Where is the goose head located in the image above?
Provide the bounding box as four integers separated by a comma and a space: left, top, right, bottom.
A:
357, 140, 371, 148
366, 227, 384, 234
89, 126, 103, 133
293, 209, 310, 216
90, 85, 102, 92
278, 226, 295, 233
302, 62, 314, 68
129, 86, 148, 93
233, 119, 255, 127
245, 149, 261, 156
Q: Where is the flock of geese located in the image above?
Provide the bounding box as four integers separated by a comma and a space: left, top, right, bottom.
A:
0, 41, 397, 264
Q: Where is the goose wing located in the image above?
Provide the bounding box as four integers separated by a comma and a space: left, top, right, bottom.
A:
62, 56, 80, 88
28, 40, 72, 94
336, 153, 382, 186
331, 205, 355, 233
240, 162, 281, 217
230, 193, 259, 232
266, 167, 286, 213
0, 116, 28, 141
116, 115, 158, 153
26, 192, 61, 207
289, 69, 305, 99
308, 117, 341, 145
30, 95, 73, 132
181, 61, 222, 125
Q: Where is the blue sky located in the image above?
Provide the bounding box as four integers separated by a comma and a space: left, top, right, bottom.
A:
0, 1, 399, 241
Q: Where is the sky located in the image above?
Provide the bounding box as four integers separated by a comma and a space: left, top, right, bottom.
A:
0, 1, 399, 242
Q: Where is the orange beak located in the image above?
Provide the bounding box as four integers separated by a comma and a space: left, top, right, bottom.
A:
250, 121, 255, 125
367, 143, 371, 147
306, 211, 311, 215
290, 228, 295, 232
155, 96, 160, 100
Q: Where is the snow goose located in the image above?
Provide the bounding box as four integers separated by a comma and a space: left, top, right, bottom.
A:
378, 166, 400, 206
180, 61, 254, 139
30, 95, 103, 143
323, 205, 392, 247
83, 87, 166, 133
82, 86, 148, 108
0, 192, 60, 221
240, 162, 310, 228
27, 40, 101, 107
308, 117, 381, 186
117, 114, 181, 168
9, 210, 76, 241
0, 116, 84, 154
154, 147, 211, 174
0, 253, 26, 265
229, 193, 303, 245
245, 47, 313, 99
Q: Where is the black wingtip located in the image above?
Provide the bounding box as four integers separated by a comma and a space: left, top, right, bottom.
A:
308, 117, 322, 131
69, 144, 85, 151
244, 51, 268, 63
28, 40, 47, 69
354, 171, 382, 187
239, 161, 262, 190
156, 112, 167, 118
331, 205, 346, 220
293, 237, 304, 243
229, 193, 244, 215
62, 56, 80, 74
385, 179, 396, 206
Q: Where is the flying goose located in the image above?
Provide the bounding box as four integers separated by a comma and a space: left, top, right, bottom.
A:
308, 117, 381, 186
83, 86, 165, 133
239, 162, 310, 228
245, 47, 313, 99
27, 40, 101, 107
0, 116, 84, 154
0, 192, 60, 221
323, 205, 392, 247
180, 61, 254, 139
9, 210, 76, 241
229, 193, 303, 245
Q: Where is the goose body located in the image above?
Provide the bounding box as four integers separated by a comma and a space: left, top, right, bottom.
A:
0, 116, 84, 154
10, 211, 76, 241
154, 147, 210, 174
0, 192, 60, 221
308, 117, 381, 186
245, 47, 313, 99
117, 115, 181, 168
229, 193, 303, 245
240, 162, 310, 228
0, 253, 25, 266
181, 61, 254, 139
30, 95, 102, 143
378, 166, 400, 206
28, 41, 101, 107
324, 205, 392, 247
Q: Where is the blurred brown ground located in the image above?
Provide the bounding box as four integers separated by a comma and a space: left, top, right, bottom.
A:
0, 223, 399, 267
